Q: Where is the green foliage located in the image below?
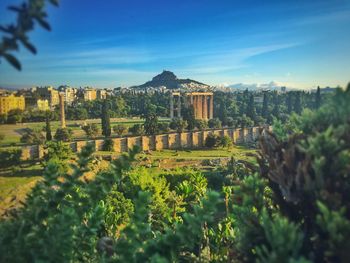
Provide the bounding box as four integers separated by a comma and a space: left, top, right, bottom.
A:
129, 123, 144, 135
157, 122, 170, 133
169, 118, 188, 132
82, 123, 100, 138
54, 127, 73, 141
143, 105, 159, 135
0, 149, 22, 168
113, 124, 127, 137
205, 133, 220, 148
104, 188, 134, 237
182, 105, 196, 130
195, 119, 208, 130
218, 135, 233, 149
0, 0, 59, 70
7, 109, 23, 124
255, 210, 307, 263
45, 113, 52, 141
208, 118, 222, 129
20, 128, 45, 144
101, 100, 111, 137
44, 141, 72, 173
102, 138, 114, 151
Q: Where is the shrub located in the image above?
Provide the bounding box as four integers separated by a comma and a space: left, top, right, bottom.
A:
102, 138, 114, 151
54, 128, 73, 142
169, 118, 188, 132
195, 120, 208, 131
0, 149, 22, 169
128, 124, 144, 136
82, 123, 100, 138
208, 118, 222, 129
205, 133, 219, 148
20, 129, 45, 145
113, 124, 127, 137
157, 122, 170, 133
218, 135, 233, 148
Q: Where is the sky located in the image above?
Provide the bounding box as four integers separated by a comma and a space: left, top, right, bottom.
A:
0, 0, 350, 89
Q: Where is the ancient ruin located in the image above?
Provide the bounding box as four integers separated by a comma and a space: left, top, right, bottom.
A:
170, 92, 214, 120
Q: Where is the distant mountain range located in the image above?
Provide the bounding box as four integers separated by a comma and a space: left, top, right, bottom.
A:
227, 81, 286, 91
130, 70, 209, 89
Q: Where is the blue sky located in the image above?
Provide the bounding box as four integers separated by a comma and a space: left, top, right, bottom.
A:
0, 0, 350, 89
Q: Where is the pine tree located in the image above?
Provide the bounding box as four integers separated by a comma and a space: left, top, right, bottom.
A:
45, 112, 52, 141
315, 86, 321, 109
101, 100, 111, 137
294, 92, 302, 114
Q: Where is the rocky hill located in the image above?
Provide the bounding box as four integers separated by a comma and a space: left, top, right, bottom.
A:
131, 70, 209, 90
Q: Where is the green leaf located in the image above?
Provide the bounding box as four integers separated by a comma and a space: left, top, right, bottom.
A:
35, 17, 51, 31
3, 53, 21, 70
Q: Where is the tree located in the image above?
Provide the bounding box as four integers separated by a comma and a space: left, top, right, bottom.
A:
182, 105, 196, 130
219, 135, 233, 149
0, 134, 5, 143
101, 100, 111, 137
7, 109, 23, 124
102, 138, 114, 151
82, 123, 100, 138
45, 112, 52, 141
0, 0, 59, 70
195, 120, 208, 131
261, 92, 269, 119
286, 92, 293, 114
246, 94, 256, 121
54, 128, 72, 142
113, 124, 127, 137
170, 118, 188, 133
208, 118, 222, 129
20, 129, 45, 145
205, 133, 219, 148
294, 92, 302, 114
143, 106, 159, 135
157, 122, 170, 133
128, 124, 144, 136
315, 86, 321, 109
272, 93, 280, 119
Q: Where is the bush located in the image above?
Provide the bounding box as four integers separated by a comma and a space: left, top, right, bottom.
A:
128, 124, 144, 136
157, 122, 170, 133
205, 133, 219, 148
0, 149, 22, 169
113, 124, 127, 137
20, 129, 45, 145
218, 135, 233, 148
102, 138, 114, 151
169, 118, 188, 132
54, 128, 73, 142
208, 118, 222, 129
195, 120, 208, 131
82, 123, 100, 138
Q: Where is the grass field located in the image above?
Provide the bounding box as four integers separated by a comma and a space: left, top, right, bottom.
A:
0, 117, 170, 146
0, 146, 255, 217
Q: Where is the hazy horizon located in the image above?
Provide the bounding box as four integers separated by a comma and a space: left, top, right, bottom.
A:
1, 0, 349, 90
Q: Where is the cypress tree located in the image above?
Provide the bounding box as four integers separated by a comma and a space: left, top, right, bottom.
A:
286, 92, 293, 114
246, 94, 256, 121
261, 92, 269, 119
294, 92, 302, 114
315, 86, 321, 109
45, 112, 52, 141
101, 100, 111, 137
272, 94, 280, 119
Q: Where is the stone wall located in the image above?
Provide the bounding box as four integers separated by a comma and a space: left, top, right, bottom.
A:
20, 127, 262, 161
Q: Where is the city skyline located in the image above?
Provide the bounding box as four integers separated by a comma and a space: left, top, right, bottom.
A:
0, 0, 350, 89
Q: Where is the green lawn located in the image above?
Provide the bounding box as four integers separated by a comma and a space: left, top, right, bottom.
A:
0, 164, 43, 217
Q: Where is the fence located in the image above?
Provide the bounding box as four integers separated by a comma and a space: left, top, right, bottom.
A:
20, 127, 263, 161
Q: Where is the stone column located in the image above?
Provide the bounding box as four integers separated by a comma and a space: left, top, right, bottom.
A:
193, 95, 198, 119
209, 95, 214, 119
177, 96, 181, 118
170, 94, 174, 118
203, 95, 208, 119
59, 93, 66, 128
197, 95, 203, 119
